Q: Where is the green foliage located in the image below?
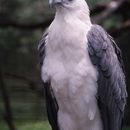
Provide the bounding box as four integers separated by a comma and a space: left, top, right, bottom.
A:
18, 121, 51, 130
0, 121, 9, 130
103, 16, 122, 29
0, 27, 41, 75
87, 0, 110, 7
0, 121, 51, 130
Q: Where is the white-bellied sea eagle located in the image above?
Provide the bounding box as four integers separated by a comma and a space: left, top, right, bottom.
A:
38, 0, 127, 130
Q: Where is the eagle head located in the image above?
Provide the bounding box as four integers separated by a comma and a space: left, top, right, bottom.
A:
49, 0, 89, 11
49, 0, 74, 7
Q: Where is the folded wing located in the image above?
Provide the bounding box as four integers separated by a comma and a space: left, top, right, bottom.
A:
87, 25, 127, 130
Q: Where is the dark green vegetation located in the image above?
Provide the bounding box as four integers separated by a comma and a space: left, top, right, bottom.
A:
0, 121, 51, 130
0, 0, 130, 130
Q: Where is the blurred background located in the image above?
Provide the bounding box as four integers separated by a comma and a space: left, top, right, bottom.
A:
0, 0, 130, 130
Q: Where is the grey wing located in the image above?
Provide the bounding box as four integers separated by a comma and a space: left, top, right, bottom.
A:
38, 31, 48, 65
87, 25, 127, 130
38, 32, 59, 130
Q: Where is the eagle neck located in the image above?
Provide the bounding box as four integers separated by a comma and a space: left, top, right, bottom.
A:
54, 7, 91, 26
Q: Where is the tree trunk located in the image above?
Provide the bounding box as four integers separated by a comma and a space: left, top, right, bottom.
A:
0, 67, 16, 130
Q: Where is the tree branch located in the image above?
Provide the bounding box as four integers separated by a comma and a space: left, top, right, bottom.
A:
4, 72, 44, 98
92, 0, 128, 24
0, 19, 52, 30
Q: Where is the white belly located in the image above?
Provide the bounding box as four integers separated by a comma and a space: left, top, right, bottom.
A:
41, 19, 103, 130
42, 46, 103, 130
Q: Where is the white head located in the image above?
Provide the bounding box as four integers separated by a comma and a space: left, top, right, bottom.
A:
49, 0, 90, 15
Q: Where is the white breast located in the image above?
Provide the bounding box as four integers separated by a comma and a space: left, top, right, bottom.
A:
41, 17, 103, 130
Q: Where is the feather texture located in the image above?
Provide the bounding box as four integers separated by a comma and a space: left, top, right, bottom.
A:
38, 33, 59, 130
87, 25, 127, 130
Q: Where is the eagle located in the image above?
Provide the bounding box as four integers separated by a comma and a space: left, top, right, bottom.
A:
38, 0, 127, 130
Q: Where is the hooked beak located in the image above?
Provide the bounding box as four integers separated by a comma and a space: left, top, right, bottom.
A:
49, 0, 62, 7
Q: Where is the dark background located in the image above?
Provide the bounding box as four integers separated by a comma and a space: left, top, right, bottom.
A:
0, 0, 130, 130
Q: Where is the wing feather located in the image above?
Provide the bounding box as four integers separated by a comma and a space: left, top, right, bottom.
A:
87, 25, 127, 130
38, 31, 59, 130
